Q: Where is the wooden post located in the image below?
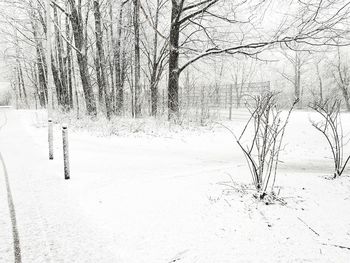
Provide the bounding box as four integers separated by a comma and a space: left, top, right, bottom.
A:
62, 125, 70, 180
200, 87, 205, 125
48, 119, 53, 160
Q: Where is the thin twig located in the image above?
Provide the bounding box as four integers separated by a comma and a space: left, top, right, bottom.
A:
321, 243, 350, 250
297, 216, 320, 237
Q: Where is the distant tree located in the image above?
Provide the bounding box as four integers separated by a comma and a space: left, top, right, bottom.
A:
133, 0, 142, 117
331, 47, 350, 111
314, 56, 325, 103
114, 0, 131, 115
230, 60, 255, 109
166, 0, 350, 119
278, 47, 311, 108
93, 0, 112, 119
1, 0, 350, 121
68, 0, 97, 116
140, 0, 169, 116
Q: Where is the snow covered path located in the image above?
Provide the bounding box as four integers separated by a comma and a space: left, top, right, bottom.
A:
0, 110, 120, 262
1, 109, 350, 262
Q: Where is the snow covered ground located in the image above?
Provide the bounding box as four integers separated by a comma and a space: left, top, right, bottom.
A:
0, 108, 350, 262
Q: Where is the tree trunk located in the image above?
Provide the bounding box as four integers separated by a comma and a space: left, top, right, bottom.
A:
69, 0, 97, 116
94, 50, 104, 105
108, 0, 115, 113
51, 54, 63, 106
31, 15, 48, 107
167, 3, 181, 119
316, 63, 323, 102
150, 72, 158, 116
54, 6, 69, 110
94, 0, 112, 120
294, 52, 302, 108
133, 0, 141, 117
65, 5, 73, 109
150, 0, 161, 116
16, 68, 22, 103
18, 62, 29, 108
114, 2, 125, 115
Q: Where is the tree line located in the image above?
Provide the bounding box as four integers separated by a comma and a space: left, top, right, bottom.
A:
1, 0, 350, 119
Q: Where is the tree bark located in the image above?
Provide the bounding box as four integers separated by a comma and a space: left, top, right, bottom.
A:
65, 4, 73, 109
94, 0, 112, 119
54, 5, 69, 110
316, 63, 323, 102
150, 0, 161, 116
133, 0, 142, 117
18, 62, 29, 108
114, 2, 126, 115
294, 52, 302, 108
69, 0, 97, 116
167, 3, 181, 119
108, 0, 115, 113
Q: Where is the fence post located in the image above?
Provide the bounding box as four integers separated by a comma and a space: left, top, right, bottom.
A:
48, 119, 53, 160
200, 87, 206, 125
62, 124, 70, 180
229, 84, 233, 120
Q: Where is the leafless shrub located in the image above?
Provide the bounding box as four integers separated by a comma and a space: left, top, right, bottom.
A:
222, 92, 297, 203
310, 99, 350, 178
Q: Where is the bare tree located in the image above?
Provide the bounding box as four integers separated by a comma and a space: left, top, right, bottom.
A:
331, 47, 350, 111
68, 0, 97, 116
114, 0, 130, 115
93, 0, 112, 119
140, 0, 168, 116
278, 48, 311, 108
230, 60, 255, 109
1, 0, 350, 121
53, 4, 70, 111
133, 0, 142, 117
165, 0, 350, 119
315, 58, 324, 103
310, 99, 350, 178
29, 2, 48, 108
222, 92, 298, 202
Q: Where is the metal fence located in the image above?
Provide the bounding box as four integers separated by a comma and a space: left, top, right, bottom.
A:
122, 81, 271, 120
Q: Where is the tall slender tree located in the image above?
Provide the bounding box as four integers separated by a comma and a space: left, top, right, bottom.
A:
133, 0, 141, 117
93, 0, 112, 119
68, 0, 97, 116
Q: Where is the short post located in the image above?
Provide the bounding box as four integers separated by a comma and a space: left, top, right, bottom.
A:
48, 119, 54, 160
62, 124, 70, 180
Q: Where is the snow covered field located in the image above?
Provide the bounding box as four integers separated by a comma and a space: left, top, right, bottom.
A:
1, 109, 350, 262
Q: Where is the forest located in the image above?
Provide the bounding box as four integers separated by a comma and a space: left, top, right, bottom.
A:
0, 0, 349, 121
